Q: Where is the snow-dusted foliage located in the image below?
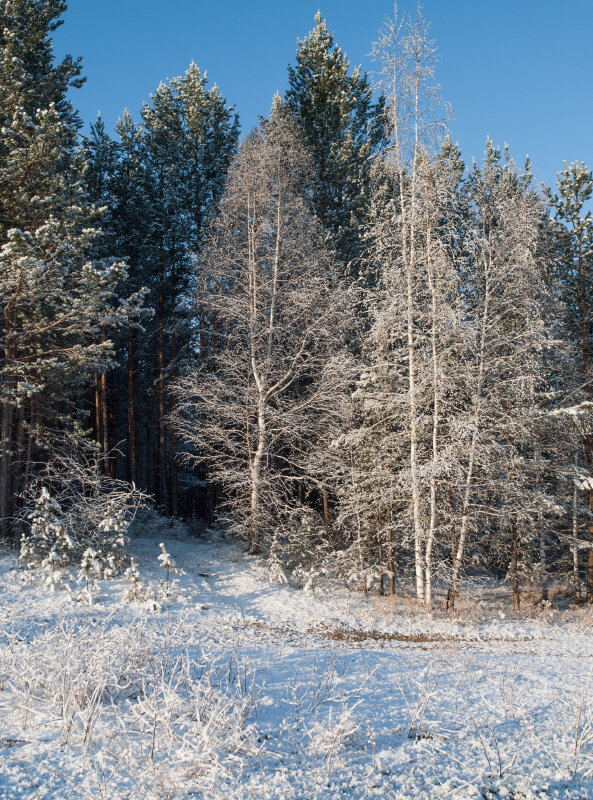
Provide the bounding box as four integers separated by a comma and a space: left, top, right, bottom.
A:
172, 108, 348, 557
3, 0, 593, 644
19, 488, 74, 590
18, 443, 146, 584
4, 0, 593, 796
122, 556, 143, 601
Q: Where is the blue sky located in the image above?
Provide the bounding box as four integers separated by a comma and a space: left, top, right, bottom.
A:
53, 0, 592, 192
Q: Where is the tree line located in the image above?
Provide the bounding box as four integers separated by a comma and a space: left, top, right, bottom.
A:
2, 1, 593, 609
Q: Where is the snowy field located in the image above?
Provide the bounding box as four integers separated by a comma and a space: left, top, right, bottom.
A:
1, 518, 593, 800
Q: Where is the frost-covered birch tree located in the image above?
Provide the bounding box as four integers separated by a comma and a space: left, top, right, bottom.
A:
362, 3, 450, 604
172, 106, 342, 554
445, 143, 551, 610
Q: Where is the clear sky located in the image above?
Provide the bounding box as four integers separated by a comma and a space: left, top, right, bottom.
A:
53, 0, 592, 193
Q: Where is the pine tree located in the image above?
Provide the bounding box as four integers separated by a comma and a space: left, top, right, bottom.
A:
286, 12, 387, 274
80, 65, 239, 512
82, 112, 150, 484
0, 0, 128, 539
136, 65, 239, 513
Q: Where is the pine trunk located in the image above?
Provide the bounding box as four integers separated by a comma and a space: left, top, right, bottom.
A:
158, 285, 167, 510
127, 328, 138, 486
99, 372, 109, 475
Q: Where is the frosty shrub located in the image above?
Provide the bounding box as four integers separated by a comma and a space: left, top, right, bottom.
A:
19, 440, 146, 582
0, 618, 263, 793
157, 541, 177, 583
268, 507, 332, 592
268, 531, 289, 585
152, 542, 188, 606
76, 547, 104, 603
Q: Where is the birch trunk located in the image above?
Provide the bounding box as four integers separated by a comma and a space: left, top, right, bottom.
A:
425, 229, 438, 609
249, 395, 266, 554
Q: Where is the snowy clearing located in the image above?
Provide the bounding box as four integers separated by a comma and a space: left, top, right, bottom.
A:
1, 519, 593, 800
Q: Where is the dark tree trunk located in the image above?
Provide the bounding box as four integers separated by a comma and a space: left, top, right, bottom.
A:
127, 328, 138, 486
158, 285, 167, 509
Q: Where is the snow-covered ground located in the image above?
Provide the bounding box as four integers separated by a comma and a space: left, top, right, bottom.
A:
1, 517, 593, 799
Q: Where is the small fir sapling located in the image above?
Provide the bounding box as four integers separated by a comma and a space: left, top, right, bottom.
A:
123, 557, 143, 601
18, 462, 144, 590
97, 502, 131, 577
154, 542, 188, 604
41, 524, 75, 591
157, 541, 185, 594
289, 513, 321, 593
76, 547, 102, 604
20, 488, 74, 589
283, 510, 331, 592
268, 532, 288, 585
158, 542, 175, 583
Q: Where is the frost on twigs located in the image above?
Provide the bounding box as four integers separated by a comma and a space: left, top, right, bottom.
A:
157, 541, 178, 582
121, 543, 192, 610
20, 486, 139, 592
270, 508, 333, 593
141, 542, 190, 608
97, 502, 132, 577
18, 443, 147, 591
550, 402, 593, 418
0, 620, 263, 793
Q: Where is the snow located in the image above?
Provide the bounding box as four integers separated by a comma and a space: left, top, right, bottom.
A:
1, 517, 593, 799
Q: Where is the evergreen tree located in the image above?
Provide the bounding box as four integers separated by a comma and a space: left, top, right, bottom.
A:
82, 111, 151, 484
286, 12, 387, 274
80, 65, 239, 514
139, 64, 239, 514
0, 0, 127, 539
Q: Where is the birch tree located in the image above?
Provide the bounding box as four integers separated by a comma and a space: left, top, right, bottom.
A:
366, 3, 450, 603
172, 107, 342, 554
446, 143, 550, 610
